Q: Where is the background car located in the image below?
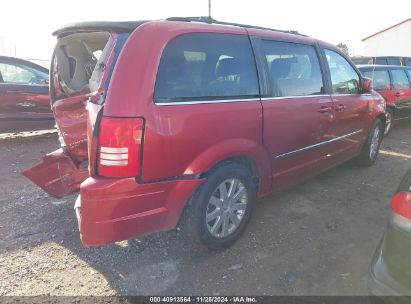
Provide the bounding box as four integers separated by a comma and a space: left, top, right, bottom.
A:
358, 65, 411, 134
368, 167, 411, 300
0, 56, 53, 133
352, 56, 411, 67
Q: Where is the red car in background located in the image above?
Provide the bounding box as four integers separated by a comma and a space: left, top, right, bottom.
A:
23, 18, 386, 250
358, 65, 411, 134
0, 56, 53, 133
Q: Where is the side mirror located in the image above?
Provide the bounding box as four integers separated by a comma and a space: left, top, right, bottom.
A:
362, 77, 373, 93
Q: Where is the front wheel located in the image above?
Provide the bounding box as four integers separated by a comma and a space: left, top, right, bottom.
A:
357, 119, 383, 167
181, 163, 256, 251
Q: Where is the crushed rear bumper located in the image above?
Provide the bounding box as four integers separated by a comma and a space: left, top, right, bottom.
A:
76, 176, 203, 246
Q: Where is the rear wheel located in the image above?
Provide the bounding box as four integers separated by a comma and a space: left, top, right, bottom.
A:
384, 108, 394, 135
181, 163, 256, 251
357, 119, 383, 167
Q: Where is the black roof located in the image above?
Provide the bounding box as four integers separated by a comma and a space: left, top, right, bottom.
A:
0, 55, 49, 73
52, 17, 305, 38
165, 16, 306, 36
52, 21, 149, 37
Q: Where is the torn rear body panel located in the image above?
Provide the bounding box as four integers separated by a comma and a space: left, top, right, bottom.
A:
23, 26, 133, 197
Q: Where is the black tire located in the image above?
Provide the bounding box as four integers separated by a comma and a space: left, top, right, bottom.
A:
357, 119, 383, 167
384, 108, 394, 135
181, 163, 256, 251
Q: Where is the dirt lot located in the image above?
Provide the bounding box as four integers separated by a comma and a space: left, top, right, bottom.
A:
0, 121, 410, 296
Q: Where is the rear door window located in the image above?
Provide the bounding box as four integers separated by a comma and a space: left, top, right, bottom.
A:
391, 69, 411, 89
261, 41, 324, 97
154, 33, 259, 103
324, 49, 360, 94
362, 70, 390, 90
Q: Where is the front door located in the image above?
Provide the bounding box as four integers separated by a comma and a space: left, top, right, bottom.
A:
322, 49, 369, 157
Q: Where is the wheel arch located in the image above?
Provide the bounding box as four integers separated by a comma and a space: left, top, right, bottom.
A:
183, 138, 272, 197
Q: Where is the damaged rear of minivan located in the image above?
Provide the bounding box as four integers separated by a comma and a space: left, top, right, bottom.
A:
24, 20, 206, 247
23, 22, 145, 198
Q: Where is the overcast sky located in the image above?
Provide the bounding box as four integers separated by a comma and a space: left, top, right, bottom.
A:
0, 0, 410, 60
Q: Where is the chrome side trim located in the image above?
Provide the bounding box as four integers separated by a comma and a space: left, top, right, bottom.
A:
394, 115, 411, 121
260, 94, 330, 101
274, 129, 363, 159
155, 94, 333, 105
155, 98, 259, 106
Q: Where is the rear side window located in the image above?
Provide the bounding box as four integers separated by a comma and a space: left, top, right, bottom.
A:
261, 41, 324, 97
391, 69, 411, 89
362, 70, 390, 90
325, 49, 360, 94
154, 33, 259, 103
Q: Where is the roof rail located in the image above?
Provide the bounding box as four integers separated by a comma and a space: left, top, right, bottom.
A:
165, 16, 306, 36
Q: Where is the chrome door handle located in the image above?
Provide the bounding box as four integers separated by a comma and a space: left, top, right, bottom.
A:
336, 104, 346, 112
318, 106, 332, 113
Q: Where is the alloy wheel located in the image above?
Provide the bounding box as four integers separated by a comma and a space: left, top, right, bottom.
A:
205, 178, 248, 238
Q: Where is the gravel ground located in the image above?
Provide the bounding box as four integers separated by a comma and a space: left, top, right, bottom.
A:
0, 121, 410, 296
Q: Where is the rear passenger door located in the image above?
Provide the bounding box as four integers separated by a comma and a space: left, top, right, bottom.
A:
323, 49, 369, 154
254, 39, 336, 190
391, 68, 411, 120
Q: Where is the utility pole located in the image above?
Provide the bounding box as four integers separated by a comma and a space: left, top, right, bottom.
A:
208, 0, 211, 18
0, 36, 4, 55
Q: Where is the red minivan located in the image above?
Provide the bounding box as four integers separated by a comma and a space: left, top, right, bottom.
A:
23, 18, 386, 250
358, 65, 411, 134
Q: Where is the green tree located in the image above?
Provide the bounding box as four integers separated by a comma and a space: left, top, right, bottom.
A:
336, 43, 349, 56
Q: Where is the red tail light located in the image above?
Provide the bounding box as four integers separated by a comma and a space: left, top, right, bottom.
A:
98, 117, 143, 178
391, 192, 411, 220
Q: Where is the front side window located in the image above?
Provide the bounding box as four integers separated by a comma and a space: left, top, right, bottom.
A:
391, 69, 411, 90
0, 62, 48, 85
261, 41, 324, 97
362, 70, 390, 90
325, 49, 360, 94
154, 33, 259, 103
